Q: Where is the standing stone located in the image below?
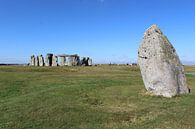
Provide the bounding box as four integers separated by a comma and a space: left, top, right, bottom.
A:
80, 57, 88, 66
72, 55, 80, 66
80, 57, 85, 66
30, 55, 35, 66
85, 57, 90, 66
38, 55, 44, 66
52, 55, 58, 66
71, 56, 76, 66
75, 56, 80, 66
45, 53, 53, 66
88, 58, 92, 66
59, 56, 65, 66
138, 25, 189, 97
66, 56, 73, 66
35, 56, 39, 66
64, 56, 69, 66
45, 55, 49, 66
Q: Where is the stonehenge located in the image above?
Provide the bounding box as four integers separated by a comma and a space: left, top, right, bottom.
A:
30, 53, 92, 67
138, 25, 189, 97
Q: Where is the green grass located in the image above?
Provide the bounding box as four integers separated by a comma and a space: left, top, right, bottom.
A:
0, 65, 194, 129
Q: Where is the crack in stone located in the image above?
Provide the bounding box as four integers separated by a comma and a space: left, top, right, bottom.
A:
138, 55, 148, 59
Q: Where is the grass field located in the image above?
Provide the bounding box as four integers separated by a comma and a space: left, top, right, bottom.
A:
0, 65, 194, 129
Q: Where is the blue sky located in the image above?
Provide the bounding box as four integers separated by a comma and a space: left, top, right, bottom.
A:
0, 0, 195, 64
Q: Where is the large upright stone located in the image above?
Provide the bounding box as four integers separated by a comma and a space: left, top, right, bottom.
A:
45, 56, 49, 66
35, 56, 39, 66
59, 56, 65, 66
38, 55, 44, 66
88, 58, 92, 66
80, 57, 86, 66
30, 55, 35, 66
52, 55, 58, 66
80, 57, 91, 66
72, 55, 80, 66
45, 53, 53, 66
58, 54, 80, 66
138, 25, 189, 97
65, 56, 73, 66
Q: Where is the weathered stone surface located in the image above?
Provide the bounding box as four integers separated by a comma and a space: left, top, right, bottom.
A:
52, 55, 58, 66
80, 57, 86, 66
38, 55, 44, 66
30, 55, 35, 66
72, 56, 80, 66
80, 57, 91, 66
45, 56, 49, 66
65, 57, 73, 66
138, 25, 189, 97
63, 55, 79, 66
35, 56, 39, 66
59, 56, 65, 66
88, 58, 92, 66
45, 53, 53, 66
